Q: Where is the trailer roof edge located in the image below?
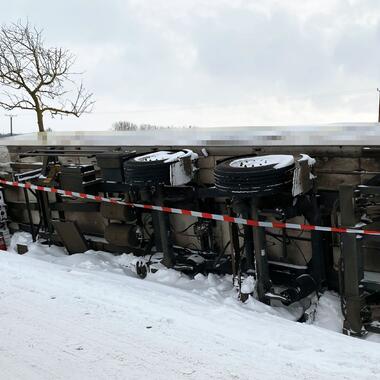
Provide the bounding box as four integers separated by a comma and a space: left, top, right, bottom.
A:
1, 123, 380, 147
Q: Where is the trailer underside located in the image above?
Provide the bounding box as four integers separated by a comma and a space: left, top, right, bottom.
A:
2, 125, 380, 336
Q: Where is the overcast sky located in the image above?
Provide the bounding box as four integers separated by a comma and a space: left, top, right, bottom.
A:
1, 0, 380, 133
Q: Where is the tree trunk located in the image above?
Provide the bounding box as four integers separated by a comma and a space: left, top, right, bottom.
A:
36, 109, 44, 132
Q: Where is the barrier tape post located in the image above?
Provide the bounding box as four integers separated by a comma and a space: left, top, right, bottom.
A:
1, 178, 379, 236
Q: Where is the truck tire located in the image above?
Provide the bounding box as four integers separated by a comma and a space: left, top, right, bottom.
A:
214, 154, 295, 195
124, 150, 194, 186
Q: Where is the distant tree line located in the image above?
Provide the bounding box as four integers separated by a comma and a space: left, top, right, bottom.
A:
112, 121, 195, 131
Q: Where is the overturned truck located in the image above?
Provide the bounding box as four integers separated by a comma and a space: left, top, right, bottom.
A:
2, 123, 380, 337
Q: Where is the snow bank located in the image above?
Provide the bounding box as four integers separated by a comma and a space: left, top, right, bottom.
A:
1, 232, 380, 379
8, 232, 298, 321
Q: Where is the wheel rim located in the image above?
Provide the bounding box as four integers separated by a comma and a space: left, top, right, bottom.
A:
229, 155, 294, 169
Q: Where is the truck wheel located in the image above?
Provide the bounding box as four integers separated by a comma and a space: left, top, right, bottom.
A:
124, 150, 195, 186
214, 154, 295, 195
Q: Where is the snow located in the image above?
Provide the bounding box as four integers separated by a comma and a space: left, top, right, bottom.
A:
201, 148, 209, 157
1, 232, 380, 379
134, 149, 198, 164
313, 291, 344, 332
169, 159, 193, 186
299, 153, 316, 167
229, 155, 295, 169
241, 275, 255, 294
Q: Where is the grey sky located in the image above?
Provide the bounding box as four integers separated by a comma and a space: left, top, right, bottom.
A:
1, 0, 380, 133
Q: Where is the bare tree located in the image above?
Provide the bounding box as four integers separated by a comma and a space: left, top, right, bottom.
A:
0, 21, 94, 132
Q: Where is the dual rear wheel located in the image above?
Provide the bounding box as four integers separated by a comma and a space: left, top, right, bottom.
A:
214, 154, 295, 195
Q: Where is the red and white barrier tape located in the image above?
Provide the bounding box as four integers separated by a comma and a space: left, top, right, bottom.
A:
1, 178, 379, 236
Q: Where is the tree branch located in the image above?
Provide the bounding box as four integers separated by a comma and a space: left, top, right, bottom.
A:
0, 20, 94, 131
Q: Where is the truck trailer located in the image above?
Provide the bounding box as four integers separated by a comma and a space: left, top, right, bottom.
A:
1, 123, 380, 337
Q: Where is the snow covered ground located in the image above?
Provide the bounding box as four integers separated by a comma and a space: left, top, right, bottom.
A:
1, 232, 380, 379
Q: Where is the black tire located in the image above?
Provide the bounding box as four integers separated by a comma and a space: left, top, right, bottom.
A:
214, 155, 295, 195
124, 150, 187, 186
